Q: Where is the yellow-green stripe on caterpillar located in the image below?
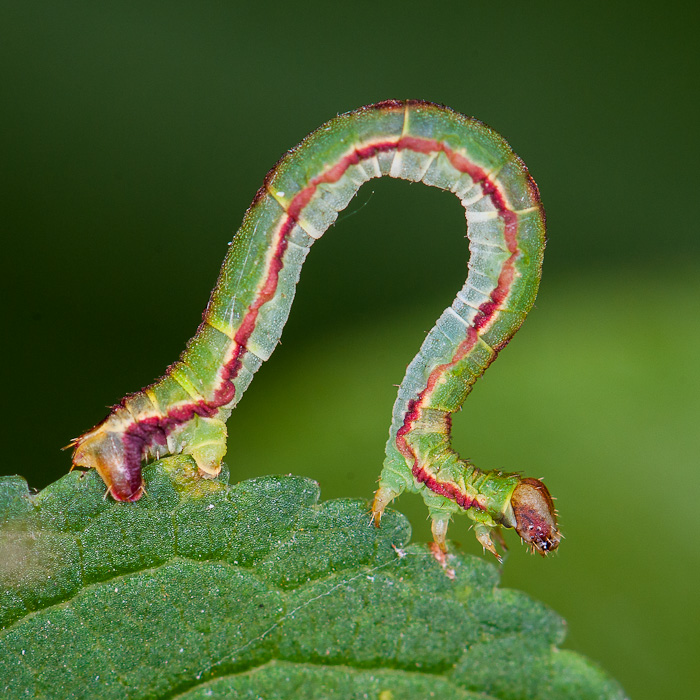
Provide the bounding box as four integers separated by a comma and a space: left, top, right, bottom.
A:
71, 100, 559, 560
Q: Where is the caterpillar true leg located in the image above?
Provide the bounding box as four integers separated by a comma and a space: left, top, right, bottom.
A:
71, 100, 559, 559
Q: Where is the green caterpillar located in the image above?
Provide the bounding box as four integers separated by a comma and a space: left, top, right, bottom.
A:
72, 100, 559, 560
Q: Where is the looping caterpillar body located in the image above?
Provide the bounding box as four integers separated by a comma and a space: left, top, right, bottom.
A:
72, 100, 559, 560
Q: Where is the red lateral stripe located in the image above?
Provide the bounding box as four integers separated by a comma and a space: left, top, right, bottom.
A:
122, 131, 520, 469
398, 135, 518, 253
390, 138, 521, 504
203, 141, 403, 413
413, 466, 477, 510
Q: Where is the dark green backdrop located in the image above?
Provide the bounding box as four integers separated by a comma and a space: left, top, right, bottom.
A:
2, 2, 698, 698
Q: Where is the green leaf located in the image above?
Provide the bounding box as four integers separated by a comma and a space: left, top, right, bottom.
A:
0, 458, 625, 699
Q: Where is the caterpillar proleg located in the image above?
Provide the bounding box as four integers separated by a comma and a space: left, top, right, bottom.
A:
71, 100, 559, 559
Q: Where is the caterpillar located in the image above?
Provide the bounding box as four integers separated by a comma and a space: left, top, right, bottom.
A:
71, 100, 559, 559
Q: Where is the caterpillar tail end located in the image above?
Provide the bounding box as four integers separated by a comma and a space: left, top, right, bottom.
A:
70, 423, 144, 502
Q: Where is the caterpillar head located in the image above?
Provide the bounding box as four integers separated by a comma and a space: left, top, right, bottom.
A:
509, 478, 560, 555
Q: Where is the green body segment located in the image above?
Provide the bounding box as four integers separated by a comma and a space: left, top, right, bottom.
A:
71, 100, 558, 557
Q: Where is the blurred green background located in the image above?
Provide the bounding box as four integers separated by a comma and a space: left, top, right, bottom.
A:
1, 2, 698, 698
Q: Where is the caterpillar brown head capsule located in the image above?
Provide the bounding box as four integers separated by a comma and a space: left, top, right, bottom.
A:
509, 478, 560, 556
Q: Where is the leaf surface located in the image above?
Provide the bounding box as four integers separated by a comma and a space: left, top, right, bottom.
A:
0, 459, 625, 699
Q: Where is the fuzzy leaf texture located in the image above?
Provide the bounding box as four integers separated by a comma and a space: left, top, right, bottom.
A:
0, 459, 625, 699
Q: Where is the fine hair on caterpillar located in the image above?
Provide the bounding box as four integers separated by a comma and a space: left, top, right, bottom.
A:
71, 100, 560, 560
